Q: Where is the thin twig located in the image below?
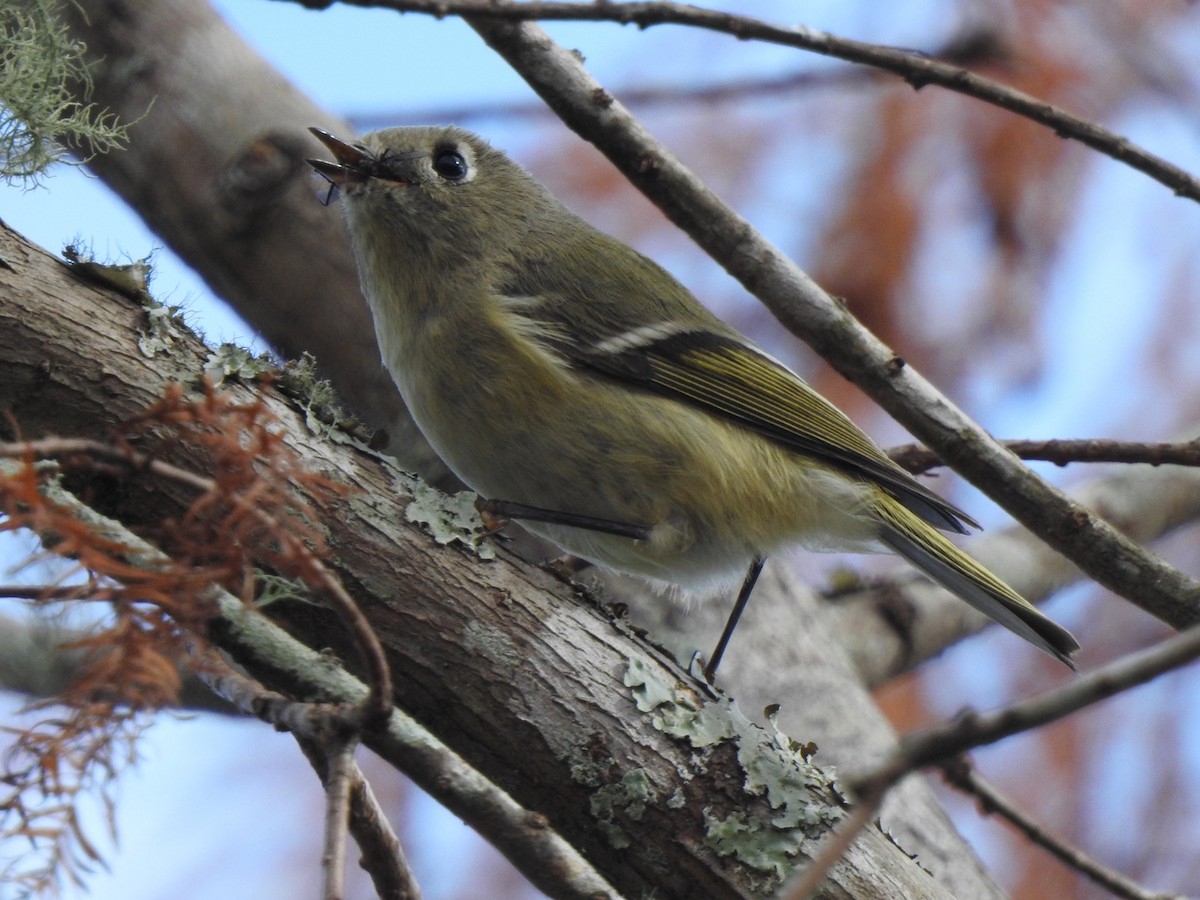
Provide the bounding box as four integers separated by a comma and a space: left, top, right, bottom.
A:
851, 624, 1200, 799
0, 436, 393, 726
941, 758, 1184, 900
0, 584, 97, 601
890, 438, 1200, 476
321, 736, 356, 900
195, 651, 421, 899
298, 734, 421, 900
312, 0, 1200, 203
343, 757, 419, 900
352, 62, 897, 128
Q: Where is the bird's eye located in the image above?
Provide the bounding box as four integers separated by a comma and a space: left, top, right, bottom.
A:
432, 149, 469, 181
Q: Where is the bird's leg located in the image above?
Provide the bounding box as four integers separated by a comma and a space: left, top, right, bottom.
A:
704, 556, 766, 683
475, 498, 653, 541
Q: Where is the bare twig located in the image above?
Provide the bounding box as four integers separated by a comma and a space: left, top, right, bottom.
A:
341, 755, 419, 900
195, 652, 421, 900
302, 734, 421, 900
851, 624, 1200, 799
309, 0, 1200, 203
890, 438, 1200, 475
941, 758, 1184, 900
0, 584, 97, 601
320, 736, 356, 900
351, 63, 892, 128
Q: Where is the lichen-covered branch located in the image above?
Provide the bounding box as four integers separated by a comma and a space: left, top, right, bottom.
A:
0, 214, 962, 898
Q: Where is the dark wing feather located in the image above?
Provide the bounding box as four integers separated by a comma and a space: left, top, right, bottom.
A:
578, 329, 977, 535
496, 221, 975, 534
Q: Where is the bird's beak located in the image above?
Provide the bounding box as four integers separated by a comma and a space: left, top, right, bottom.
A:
307, 127, 373, 185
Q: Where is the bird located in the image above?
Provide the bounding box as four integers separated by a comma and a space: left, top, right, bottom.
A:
307, 125, 1079, 678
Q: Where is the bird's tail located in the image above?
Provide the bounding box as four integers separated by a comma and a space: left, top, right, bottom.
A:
872, 495, 1080, 668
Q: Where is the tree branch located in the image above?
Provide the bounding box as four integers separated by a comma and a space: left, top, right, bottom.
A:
18, 463, 614, 900
3, 435, 394, 727
941, 759, 1184, 900
890, 438, 1200, 474
305, 0, 1200, 203
195, 651, 421, 899
850, 623, 1200, 798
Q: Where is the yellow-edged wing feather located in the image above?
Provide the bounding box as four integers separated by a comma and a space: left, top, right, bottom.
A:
579, 328, 976, 534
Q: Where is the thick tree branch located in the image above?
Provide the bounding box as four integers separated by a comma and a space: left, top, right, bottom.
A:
18, 468, 607, 900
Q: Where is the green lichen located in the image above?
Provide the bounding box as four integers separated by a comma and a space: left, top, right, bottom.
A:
275, 353, 364, 444
567, 745, 659, 850
624, 656, 681, 714
624, 657, 844, 880
252, 572, 315, 609
588, 769, 655, 849
566, 746, 613, 789
702, 809, 810, 881
403, 480, 496, 560
204, 343, 275, 383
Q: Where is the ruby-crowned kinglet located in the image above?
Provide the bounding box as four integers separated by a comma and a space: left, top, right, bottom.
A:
307, 125, 1079, 672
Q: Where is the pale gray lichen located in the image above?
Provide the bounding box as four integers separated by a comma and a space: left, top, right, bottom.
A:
0, 0, 130, 184
204, 343, 275, 383
137, 302, 191, 358
61, 244, 182, 359
275, 353, 364, 445
623, 657, 843, 880
403, 480, 496, 560
566, 745, 613, 789
702, 808, 814, 881
567, 745, 659, 850
588, 769, 655, 849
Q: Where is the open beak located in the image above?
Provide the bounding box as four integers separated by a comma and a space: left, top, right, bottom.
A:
307, 127, 372, 185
